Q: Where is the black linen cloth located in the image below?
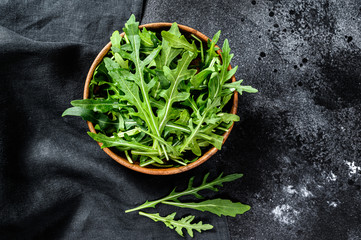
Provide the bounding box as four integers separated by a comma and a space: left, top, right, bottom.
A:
0, 1, 230, 239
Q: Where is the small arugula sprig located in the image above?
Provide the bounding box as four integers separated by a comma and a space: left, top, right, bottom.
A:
62, 14, 258, 167
126, 173, 250, 238
138, 212, 213, 238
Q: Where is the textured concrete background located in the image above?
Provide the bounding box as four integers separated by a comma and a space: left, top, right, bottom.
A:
142, 0, 361, 239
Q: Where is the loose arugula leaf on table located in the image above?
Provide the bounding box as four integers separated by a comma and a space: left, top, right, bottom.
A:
139, 212, 213, 238
162, 199, 251, 217
62, 14, 258, 167
125, 172, 243, 213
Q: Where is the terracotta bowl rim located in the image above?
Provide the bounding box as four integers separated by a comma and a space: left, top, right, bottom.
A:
83, 22, 238, 175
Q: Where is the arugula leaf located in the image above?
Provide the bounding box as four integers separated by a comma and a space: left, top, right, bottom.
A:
70, 99, 124, 113
162, 199, 251, 217
114, 53, 129, 69
110, 30, 122, 53
156, 23, 183, 68
205, 30, 221, 66
139, 212, 213, 237
125, 173, 243, 212
190, 68, 213, 88
223, 80, 259, 94
161, 31, 198, 55
139, 27, 154, 47
62, 107, 120, 130
88, 132, 153, 151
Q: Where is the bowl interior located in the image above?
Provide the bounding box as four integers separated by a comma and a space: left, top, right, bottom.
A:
83, 22, 238, 175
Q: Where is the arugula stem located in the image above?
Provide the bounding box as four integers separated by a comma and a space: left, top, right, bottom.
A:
209, 57, 217, 68
191, 34, 204, 63
151, 163, 174, 168
171, 159, 187, 166
124, 34, 130, 44
138, 129, 176, 157
131, 150, 159, 156
216, 126, 229, 132
179, 114, 207, 153
124, 150, 133, 163
139, 159, 156, 167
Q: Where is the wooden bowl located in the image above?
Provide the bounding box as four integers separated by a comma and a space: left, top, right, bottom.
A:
83, 22, 238, 175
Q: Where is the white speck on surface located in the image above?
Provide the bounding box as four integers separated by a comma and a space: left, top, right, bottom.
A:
300, 186, 313, 198
282, 156, 291, 163
271, 204, 299, 225
326, 171, 338, 182
347, 228, 361, 240
327, 201, 338, 208
344, 161, 361, 177
283, 185, 298, 195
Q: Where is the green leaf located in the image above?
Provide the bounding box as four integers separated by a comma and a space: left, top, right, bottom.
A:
208, 74, 221, 100
223, 80, 258, 94
163, 199, 251, 217
110, 30, 122, 52
161, 31, 198, 55
139, 212, 213, 237
218, 113, 240, 123
62, 107, 119, 130
88, 132, 153, 151
139, 27, 154, 47
190, 138, 202, 156
224, 65, 238, 81
191, 68, 213, 88
70, 99, 124, 113
219, 39, 233, 85
174, 109, 190, 125
164, 122, 223, 149
125, 172, 243, 212
205, 30, 221, 66
114, 53, 129, 69
156, 23, 183, 69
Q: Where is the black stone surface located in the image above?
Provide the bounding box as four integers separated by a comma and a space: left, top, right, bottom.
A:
142, 0, 361, 239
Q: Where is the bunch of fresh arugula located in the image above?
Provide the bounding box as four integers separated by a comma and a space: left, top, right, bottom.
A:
126, 172, 250, 237
62, 15, 257, 167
